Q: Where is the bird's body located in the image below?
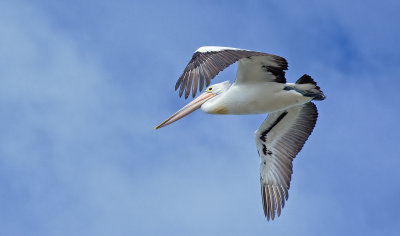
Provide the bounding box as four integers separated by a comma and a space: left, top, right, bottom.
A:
201, 82, 313, 114
155, 46, 325, 221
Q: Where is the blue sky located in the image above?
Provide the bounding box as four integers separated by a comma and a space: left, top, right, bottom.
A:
1, 0, 399, 235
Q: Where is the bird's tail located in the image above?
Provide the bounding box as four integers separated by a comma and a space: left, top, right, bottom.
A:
291, 74, 326, 101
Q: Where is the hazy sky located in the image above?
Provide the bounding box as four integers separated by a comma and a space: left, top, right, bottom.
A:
1, 0, 399, 235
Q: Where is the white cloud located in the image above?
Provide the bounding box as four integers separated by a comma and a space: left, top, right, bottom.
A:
0, 1, 139, 235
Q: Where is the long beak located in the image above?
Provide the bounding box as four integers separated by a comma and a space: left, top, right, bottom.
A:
154, 92, 215, 130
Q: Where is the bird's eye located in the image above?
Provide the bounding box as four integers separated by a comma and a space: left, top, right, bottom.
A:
208, 87, 213, 91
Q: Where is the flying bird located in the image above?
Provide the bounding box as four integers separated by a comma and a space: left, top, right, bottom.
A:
155, 46, 325, 221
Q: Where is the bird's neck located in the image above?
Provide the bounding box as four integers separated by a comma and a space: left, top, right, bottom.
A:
200, 95, 229, 114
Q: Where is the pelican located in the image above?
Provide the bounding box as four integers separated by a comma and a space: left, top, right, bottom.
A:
155, 46, 325, 221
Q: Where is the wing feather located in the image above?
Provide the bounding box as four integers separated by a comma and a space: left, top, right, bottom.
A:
255, 102, 318, 220
268, 185, 276, 220
198, 64, 206, 91
185, 70, 193, 98
178, 72, 188, 97
191, 68, 199, 96
175, 46, 287, 98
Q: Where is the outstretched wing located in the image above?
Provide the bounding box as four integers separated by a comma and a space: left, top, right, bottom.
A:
254, 102, 318, 221
175, 46, 287, 98
235, 53, 288, 85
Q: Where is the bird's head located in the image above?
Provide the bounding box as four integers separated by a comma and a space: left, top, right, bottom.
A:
154, 81, 231, 129
204, 81, 230, 95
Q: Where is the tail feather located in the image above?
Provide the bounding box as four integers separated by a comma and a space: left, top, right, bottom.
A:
296, 74, 320, 90
293, 74, 325, 101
